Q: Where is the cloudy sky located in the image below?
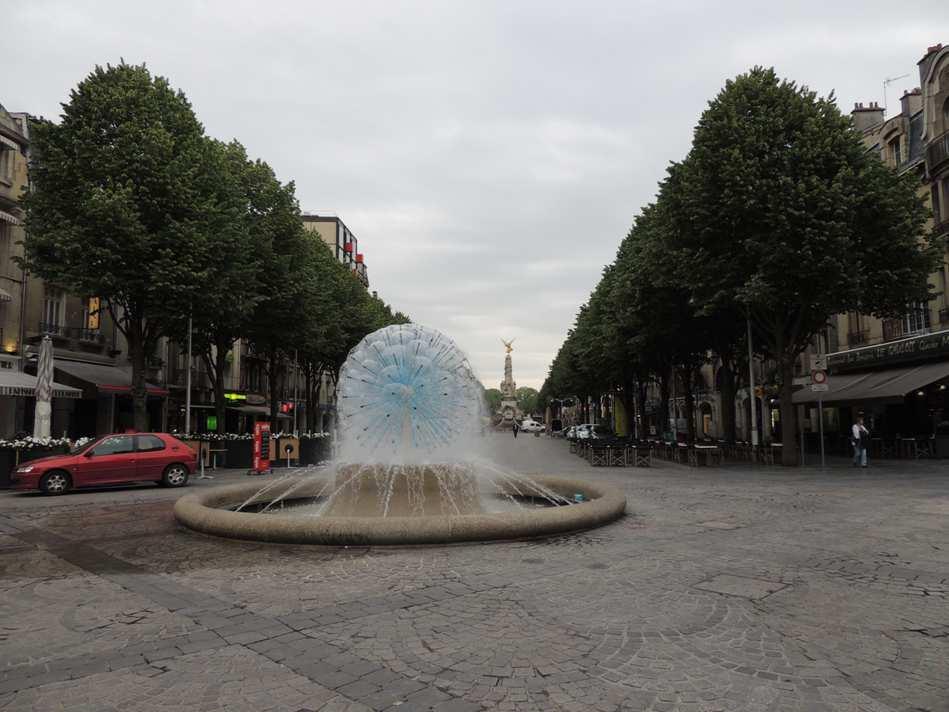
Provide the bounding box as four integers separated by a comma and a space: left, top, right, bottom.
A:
4, 2, 945, 388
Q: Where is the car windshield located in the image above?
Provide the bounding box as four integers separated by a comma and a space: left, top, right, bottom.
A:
69, 440, 95, 455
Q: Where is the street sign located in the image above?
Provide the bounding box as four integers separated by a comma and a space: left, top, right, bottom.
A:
811, 369, 828, 384
812, 356, 827, 372
810, 383, 829, 392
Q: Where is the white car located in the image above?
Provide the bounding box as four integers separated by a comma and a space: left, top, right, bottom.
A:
519, 419, 545, 433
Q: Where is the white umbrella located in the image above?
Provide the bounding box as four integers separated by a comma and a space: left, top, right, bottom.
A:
33, 335, 53, 439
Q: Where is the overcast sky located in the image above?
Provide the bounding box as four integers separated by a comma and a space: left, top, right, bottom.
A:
5, 2, 946, 388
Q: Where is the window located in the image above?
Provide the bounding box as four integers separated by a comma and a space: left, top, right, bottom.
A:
903, 301, 931, 335
0, 145, 12, 182
42, 288, 65, 330
889, 137, 902, 166
943, 96, 949, 130
934, 184, 942, 223
136, 434, 165, 452
92, 435, 134, 456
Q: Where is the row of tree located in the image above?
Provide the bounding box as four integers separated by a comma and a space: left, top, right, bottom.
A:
22, 62, 408, 432
483, 386, 539, 418
540, 67, 941, 465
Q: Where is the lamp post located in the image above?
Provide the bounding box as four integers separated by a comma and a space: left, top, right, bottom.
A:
184, 311, 192, 435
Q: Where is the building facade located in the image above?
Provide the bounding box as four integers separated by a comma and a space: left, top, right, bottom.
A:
301, 213, 369, 287
790, 43, 949, 451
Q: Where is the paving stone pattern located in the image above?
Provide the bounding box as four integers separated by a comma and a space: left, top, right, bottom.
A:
1, 436, 947, 711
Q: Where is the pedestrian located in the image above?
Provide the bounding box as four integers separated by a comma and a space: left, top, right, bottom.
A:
512, 421, 519, 439
852, 415, 870, 468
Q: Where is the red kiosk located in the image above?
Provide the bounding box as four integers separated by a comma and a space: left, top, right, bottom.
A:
252, 421, 271, 474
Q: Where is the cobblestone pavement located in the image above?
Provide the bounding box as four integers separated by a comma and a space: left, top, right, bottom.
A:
1, 436, 947, 711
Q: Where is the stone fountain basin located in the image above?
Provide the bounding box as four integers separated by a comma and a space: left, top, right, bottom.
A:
173, 475, 626, 546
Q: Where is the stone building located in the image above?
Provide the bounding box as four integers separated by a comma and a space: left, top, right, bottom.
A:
792, 43, 949, 451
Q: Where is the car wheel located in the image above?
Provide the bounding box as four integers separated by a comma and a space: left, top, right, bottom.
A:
40, 470, 71, 496
161, 463, 189, 488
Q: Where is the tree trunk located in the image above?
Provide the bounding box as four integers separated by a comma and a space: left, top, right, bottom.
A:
129, 318, 148, 432
779, 357, 800, 466
719, 361, 737, 443
683, 367, 696, 444
268, 347, 280, 431
304, 366, 313, 432
621, 377, 634, 438
213, 335, 229, 434
658, 375, 670, 440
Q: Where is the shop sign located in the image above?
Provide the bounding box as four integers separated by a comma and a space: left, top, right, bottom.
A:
828, 330, 949, 371
252, 421, 271, 474
224, 392, 246, 402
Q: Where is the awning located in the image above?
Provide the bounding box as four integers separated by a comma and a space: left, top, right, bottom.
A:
227, 404, 292, 419
0, 210, 21, 226
0, 287, 12, 303
0, 370, 81, 399
53, 361, 169, 396
793, 360, 949, 406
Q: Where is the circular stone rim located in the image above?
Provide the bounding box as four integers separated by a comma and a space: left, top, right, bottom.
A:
173, 476, 626, 546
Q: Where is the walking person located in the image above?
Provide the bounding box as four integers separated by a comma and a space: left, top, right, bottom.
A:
512, 420, 519, 439
852, 415, 870, 468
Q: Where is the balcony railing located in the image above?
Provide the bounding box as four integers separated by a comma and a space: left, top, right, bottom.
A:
926, 130, 949, 175
38, 322, 105, 344
882, 319, 904, 342
847, 329, 869, 347
934, 218, 949, 237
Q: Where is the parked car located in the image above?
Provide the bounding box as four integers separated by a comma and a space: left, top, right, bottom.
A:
10, 433, 197, 495
519, 419, 545, 433
574, 423, 613, 440
564, 425, 577, 439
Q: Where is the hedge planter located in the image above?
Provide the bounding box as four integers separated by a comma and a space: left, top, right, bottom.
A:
299, 437, 331, 465
224, 439, 254, 469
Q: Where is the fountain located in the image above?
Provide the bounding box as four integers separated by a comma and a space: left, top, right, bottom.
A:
174, 324, 625, 544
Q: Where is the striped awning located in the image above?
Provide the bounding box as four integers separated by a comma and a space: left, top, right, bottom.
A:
0, 210, 22, 226
0, 370, 81, 399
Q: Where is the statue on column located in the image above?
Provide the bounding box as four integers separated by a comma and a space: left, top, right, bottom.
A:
497, 338, 520, 423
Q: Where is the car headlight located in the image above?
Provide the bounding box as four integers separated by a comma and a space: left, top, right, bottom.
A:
17, 465, 35, 473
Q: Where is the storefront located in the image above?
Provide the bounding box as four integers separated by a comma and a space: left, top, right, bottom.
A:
50, 359, 168, 436
0, 357, 82, 436
794, 330, 949, 453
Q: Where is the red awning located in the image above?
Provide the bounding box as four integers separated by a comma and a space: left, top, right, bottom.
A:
53, 360, 169, 397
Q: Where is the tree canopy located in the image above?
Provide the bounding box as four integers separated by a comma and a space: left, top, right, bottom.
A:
541, 66, 938, 462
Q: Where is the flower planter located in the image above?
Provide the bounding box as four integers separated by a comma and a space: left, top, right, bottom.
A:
271, 437, 301, 468
299, 437, 331, 465
224, 439, 254, 469
0, 445, 70, 488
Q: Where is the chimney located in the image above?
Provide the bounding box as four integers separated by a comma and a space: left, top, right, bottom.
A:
851, 101, 885, 132
918, 43, 944, 86
900, 88, 922, 117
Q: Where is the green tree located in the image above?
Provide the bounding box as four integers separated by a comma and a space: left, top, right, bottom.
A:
483, 387, 502, 414
515, 386, 539, 416
22, 63, 216, 429
163, 139, 267, 432
678, 67, 936, 464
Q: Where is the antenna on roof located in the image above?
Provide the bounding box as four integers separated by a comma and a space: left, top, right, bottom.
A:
883, 73, 910, 115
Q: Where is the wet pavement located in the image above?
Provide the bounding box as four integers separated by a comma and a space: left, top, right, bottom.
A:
0, 434, 947, 711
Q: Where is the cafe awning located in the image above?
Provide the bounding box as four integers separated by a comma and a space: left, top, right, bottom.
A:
228, 404, 292, 419
0, 370, 81, 399
53, 361, 169, 397
793, 360, 949, 406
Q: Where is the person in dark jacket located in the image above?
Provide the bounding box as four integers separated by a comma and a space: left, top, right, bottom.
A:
512, 421, 519, 439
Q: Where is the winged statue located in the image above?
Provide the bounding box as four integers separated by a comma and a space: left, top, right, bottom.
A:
501, 338, 516, 354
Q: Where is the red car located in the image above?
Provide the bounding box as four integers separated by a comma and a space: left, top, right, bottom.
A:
11, 433, 197, 495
